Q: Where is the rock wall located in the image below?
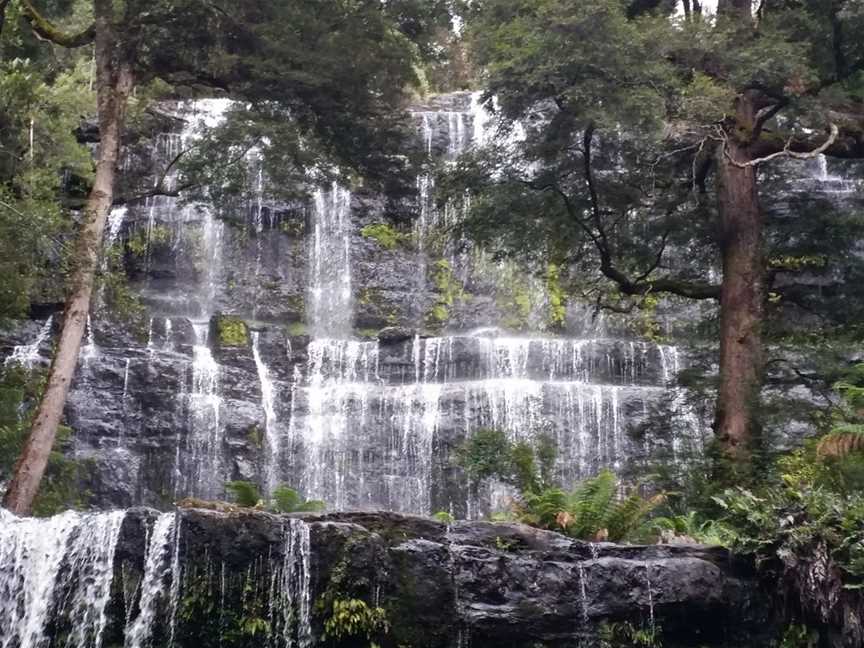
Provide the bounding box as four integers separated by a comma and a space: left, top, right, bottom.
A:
0, 507, 772, 648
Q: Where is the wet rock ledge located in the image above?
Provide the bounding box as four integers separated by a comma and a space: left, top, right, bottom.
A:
103, 508, 772, 648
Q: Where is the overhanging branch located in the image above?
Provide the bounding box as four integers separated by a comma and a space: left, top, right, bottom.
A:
726, 124, 839, 168
20, 0, 95, 47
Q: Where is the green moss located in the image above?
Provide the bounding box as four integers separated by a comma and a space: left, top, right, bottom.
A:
357, 328, 379, 339
246, 425, 262, 449
426, 259, 467, 329
279, 218, 305, 237
285, 294, 305, 316
361, 222, 407, 251
358, 287, 383, 307
215, 315, 249, 347
286, 321, 307, 337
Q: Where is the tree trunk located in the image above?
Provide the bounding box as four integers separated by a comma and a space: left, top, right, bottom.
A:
2, 5, 133, 515
712, 94, 765, 466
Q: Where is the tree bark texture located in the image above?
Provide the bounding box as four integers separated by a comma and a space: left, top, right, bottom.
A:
712, 94, 765, 464
3, 2, 133, 515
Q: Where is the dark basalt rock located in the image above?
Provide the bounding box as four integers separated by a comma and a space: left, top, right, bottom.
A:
377, 326, 417, 344
108, 508, 772, 648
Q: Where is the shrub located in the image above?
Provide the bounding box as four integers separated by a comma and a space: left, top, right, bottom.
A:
271, 485, 325, 513
225, 481, 262, 507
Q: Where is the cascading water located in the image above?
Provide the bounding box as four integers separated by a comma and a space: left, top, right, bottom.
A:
124, 513, 178, 648
272, 519, 313, 648
308, 183, 353, 338
273, 93, 706, 515
252, 331, 280, 494
0, 509, 125, 648
4, 316, 53, 369
183, 322, 222, 499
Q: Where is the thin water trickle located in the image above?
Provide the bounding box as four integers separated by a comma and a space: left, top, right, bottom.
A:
4, 316, 53, 369
276, 519, 312, 648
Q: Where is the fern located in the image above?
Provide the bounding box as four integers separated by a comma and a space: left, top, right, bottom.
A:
226, 481, 262, 507
817, 365, 864, 458
818, 423, 864, 458
520, 471, 663, 542
271, 485, 325, 513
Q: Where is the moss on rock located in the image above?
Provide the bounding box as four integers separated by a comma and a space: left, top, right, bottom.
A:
214, 315, 249, 348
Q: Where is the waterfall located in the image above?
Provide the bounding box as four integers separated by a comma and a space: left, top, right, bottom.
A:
296, 339, 378, 510
273, 519, 312, 648
252, 331, 280, 494
81, 314, 98, 365
125, 513, 178, 648
308, 183, 353, 338
0, 510, 125, 648
185, 322, 223, 499
4, 316, 53, 369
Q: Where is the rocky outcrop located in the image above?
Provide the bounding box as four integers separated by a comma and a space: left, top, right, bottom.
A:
102, 508, 771, 648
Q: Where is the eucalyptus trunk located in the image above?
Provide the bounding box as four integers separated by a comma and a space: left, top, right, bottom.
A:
3, 3, 133, 515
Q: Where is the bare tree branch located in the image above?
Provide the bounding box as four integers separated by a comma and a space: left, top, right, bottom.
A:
725, 124, 839, 168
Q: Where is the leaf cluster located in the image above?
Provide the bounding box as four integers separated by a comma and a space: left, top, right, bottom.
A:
224, 480, 325, 513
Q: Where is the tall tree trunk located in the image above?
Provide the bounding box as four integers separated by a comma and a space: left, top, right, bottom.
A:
713, 93, 765, 467
2, 4, 133, 515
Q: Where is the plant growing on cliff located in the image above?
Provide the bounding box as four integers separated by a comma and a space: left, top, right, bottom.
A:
816, 364, 864, 458
360, 223, 409, 251
599, 621, 663, 648
323, 598, 389, 646
271, 485, 325, 513
225, 481, 263, 508
520, 471, 665, 543
456, 432, 662, 542
455, 428, 557, 494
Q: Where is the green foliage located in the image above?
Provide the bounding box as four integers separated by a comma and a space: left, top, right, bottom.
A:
0, 365, 90, 515
286, 322, 308, 337
323, 598, 389, 644
426, 259, 466, 328
599, 621, 663, 648
360, 223, 409, 251
520, 470, 664, 543
457, 431, 660, 542
432, 510, 455, 524
455, 428, 556, 494
271, 485, 325, 513
817, 364, 864, 458
650, 510, 731, 547
225, 481, 262, 508
127, 225, 172, 257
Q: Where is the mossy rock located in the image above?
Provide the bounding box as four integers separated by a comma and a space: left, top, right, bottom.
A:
212, 315, 250, 348
361, 223, 408, 251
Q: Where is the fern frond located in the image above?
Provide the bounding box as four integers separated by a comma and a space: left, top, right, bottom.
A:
817, 424, 864, 458
568, 469, 617, 539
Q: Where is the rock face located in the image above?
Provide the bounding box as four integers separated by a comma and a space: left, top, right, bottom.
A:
0, 507, 772, 648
